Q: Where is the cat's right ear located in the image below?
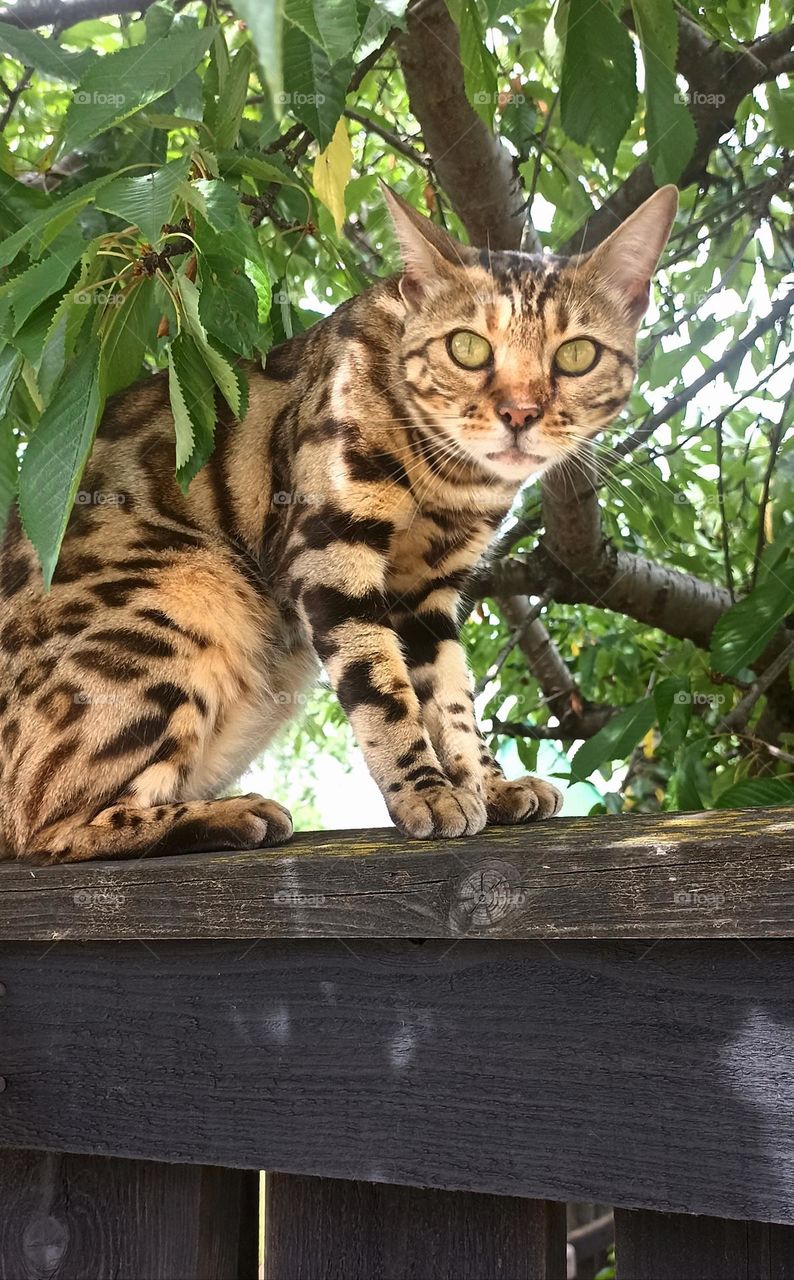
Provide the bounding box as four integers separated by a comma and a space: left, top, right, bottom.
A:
380, 182, 470, 308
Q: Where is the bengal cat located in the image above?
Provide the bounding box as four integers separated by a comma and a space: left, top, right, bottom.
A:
0, 184, 676, 863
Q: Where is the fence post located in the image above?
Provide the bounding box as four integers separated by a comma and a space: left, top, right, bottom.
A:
0, 1149, 259, 1280
614, 1208, 794, 1279
265, 1172, 567, 1279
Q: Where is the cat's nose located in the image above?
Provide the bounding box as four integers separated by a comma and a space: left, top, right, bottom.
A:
497, 402, 542, 430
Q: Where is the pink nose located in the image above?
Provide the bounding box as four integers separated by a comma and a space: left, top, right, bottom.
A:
498, 402, 541, 430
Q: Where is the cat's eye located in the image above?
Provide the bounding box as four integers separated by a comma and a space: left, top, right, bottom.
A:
555, 338, 599, 375
447, 330, 493, 370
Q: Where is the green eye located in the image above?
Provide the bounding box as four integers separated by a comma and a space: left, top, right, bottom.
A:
555, 338, 598, 375
448, 330, 492, 369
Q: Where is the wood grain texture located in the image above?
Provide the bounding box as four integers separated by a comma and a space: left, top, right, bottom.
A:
0, 938, 792, 1224
0, 1148, 259, 1279
614, 1208, 794, 1279
0, 807, 792, 941
265, 1174, 567, 1279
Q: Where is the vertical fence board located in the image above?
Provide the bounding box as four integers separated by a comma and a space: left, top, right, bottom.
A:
0, 1149, 259, 1280
265, 1172, 566, 1280
615, 1208, 794, 1279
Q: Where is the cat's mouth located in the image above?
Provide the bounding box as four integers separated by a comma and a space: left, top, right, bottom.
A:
486, 446, 544, 470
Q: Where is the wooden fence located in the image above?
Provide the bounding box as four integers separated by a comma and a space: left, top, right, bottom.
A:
0, 806, 792, 1278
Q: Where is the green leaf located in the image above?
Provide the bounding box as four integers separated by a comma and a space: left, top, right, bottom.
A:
715, 777, 794, 810
198, 255, 261, 358
174, 273, 245, 418
0, 171, 125, 269
213, 44, 253, 150
709, 565, 794, 677
0, 229, 86, 334
0, 345, 23, 419
38, 290, 90, 403
446, 0, 498, 127
570, 698, 657, 782
654, 675, 692, 750
0, 416, 18, 532
631, 0, 696, 184
229, 0, 283, 107
99, 281, 157, 397
95, 158, 190, 244
767, 83, 794, 150
193, 177, 248, 233
285, 0, 360, 65
202, 25, 232, 135
671, 740, 706, 811
246, 259, 272, 324
281, 23, 352, 148
168, 331, 217, 488
560, 0, 637, 171
0, 21, 96, 82
59, 26, 216, 152
18, 338, 105, 588
219, 149, 304, 189
191, 178, 267, 270
9, 298, 61, 365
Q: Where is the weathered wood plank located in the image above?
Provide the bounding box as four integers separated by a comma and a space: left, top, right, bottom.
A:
614, 1208, 794, 1278
0, 938, 792, 1224
0, 1148, 259, 1279
264, 1174, 567, 1279
0, 807, 792, 941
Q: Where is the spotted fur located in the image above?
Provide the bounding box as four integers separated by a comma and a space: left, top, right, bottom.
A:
0, 185, 676, 862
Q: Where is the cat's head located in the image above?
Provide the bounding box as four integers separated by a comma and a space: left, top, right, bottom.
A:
382, 183, 677, 484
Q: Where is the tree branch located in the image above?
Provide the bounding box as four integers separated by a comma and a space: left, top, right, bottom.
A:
0, 65, 32, 132
719, 638, 794, 735
484, 546, 733, 651
487, 599, 619, 741
346, 109, 431, 169
397, 0, 527, 250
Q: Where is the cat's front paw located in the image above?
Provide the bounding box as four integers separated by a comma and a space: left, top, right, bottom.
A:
484, 775, 563, 824
389, 782, 487, 839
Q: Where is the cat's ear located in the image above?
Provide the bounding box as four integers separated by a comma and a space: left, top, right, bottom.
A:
584, 186, 678, 322
380, 181, 470, 308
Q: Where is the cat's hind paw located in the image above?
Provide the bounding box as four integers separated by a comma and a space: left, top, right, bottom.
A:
484, 775, 563, 824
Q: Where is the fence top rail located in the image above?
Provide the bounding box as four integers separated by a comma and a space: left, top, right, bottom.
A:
0, 805, 792, 942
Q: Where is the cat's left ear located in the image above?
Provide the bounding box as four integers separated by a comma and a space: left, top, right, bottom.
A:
380, 181, 472, 308
583, 186, 678, 323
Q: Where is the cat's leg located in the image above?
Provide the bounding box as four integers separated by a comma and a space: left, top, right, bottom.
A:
1, 543, 298, 864
28, 795, 292, 865
392, 586, 562, 824
292, 555, 486, 839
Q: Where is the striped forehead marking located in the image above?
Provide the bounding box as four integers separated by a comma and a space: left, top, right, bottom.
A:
475, 248, 565, 322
